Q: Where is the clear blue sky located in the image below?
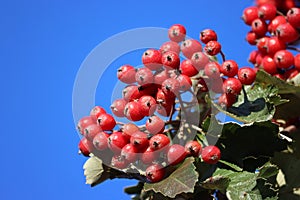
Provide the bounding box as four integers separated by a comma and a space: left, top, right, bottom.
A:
0, 1, 254, 199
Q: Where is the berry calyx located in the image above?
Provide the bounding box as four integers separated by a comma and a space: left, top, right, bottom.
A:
204, 40, 222, 56
220, 60, 239, 77
162, 51, 180, 69
149, 134, 170, 151
274, 50, 295, 69
138, 95, 157, 116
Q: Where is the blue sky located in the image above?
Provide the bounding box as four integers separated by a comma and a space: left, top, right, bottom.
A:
0, 1, 254, 199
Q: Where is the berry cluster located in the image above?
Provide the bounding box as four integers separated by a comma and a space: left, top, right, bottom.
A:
243, 0, 300, 80
75, 23, 262, 183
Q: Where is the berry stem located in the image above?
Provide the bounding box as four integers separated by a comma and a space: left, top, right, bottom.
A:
242, 85, 249, 103
287, 46, 300, 52
220, 50, 226, 62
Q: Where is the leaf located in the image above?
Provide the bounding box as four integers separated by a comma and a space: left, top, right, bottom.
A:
144, 157, 198, 198
201, 175, 230, 193
226, 189, 262, 200
83, 156, 106, 186
212, 84, 288, 123
258, 162, 279, 179
219, 160, 243, 172
256, 70, 300, 94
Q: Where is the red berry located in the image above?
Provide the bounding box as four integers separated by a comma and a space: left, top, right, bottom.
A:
161, 78, 180, 97
287, 7, 300, 28
274, 73, 286, 80
200, 29, 218, 44
93, 132, 109, 151
160, 41, 180, 55
251, 18, 268, 37
191, 51, 209, 70
218, 93, 237, 108
268, 15, 287, 34
220, 60, 239, 77
285, 68, 299, 80
111, 98, 127, 117
208, 77, 224, 94
261, 56, 278, 74
276, 22, 299, 43
156, 103, 174, 117
121, 143, 138, 163
90, 106, 106, 121
97, 113, 116, 131
77, 116, 95, 135
146, 164, 165, 183
181, 39, 202, 59
108, 132, 129, 154
265, 36, 286, 56
294, 54, 300, 71
258, 3, 277, 20
122, 123, 140, 139
256, 36, 269, 55
184, 140, 202, 157
124, 101, 144, 121
167, 144, 187, 165
248, 50, 259, 64
146, 115, 165, 135
117, 65, 136, 84
149, 134, 170, 151
130, 131, 149, 152
238, 67, 256, 85
138, 95, 157, 116
168, 24, 186, 42
142, 49, 162, 71
222, 78, 242, 95
111, 155, 128, 169
83, 123, 101, 141
156, 88, 175, 105
204, 40, 221, 56
176, 74, 192, 91
78, 137, 94, 157
201, 145, 221, 164
242, 6, 259, 25
246, 31, 258, 45
141, 147, 159, 165
154, 69, 170, 85
274, 50, 295, 69
162, 51, 180, 69
204, 62, 221, 79
197, 77, 209, 92
180, 59, 199, 77
122, 85, 139, 101
135, 67, 154, 85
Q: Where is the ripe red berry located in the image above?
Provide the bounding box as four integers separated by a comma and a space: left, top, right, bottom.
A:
111, 98, 127, 117
111, 155, 128, 169
77, 116, 95, 135
204, 40, 222, 56
274, 73, 286, 80
97, 113, 116, 131
222, 78, 242, 95
251, 18, 268, 37
121, 143, 138, 163
122, 123, 140, 139
256, 36, 269, 55
197, 77, 209, 92
141, 147, 159, 165
168, 24, 186, 42
93, 132, 109, 151
156, 103, 174, 117
161, 78, 180, 97
146, 164, 165, 183
191, 51, 209, 70
238, 67, 256, 85
246, 31, 258, 45
176, 74, 192, 91
208, 77, 224, 93
117, 65, 136, 84
242, 6, 259, 25
122, 85, 140, 101
138, 95, 157, 116
180, 39, 202, 59
83, 123, 101, 141
220, 60, 239, 77
149, 134, 170, 151
294, 54, 300, 71
154, 69, 170, 85
258, 3, 277, 20
268, 15, 287, 34
274, 50, 295, 69
108, 132, 129, 154
276, 22, 299, 43
218, 93, 237, 108
261, 56, 278, 75
180, 59, 199, 77
204, 62, 221, 79
124, 101, 144, 121
200, 29, 218, 44
265, 36, 286, 56
156, 88, 175, 105
160, 41, 180, 55
184, 140, 202, 157
285, 68, 299, 80
162, 51, 180, 69
135, 67, 154, 85
90, 106, 106, 121
248, 50, 259, 64
142, 49, 162, 71
78, 137, 95, 157
167, 144, 187, 165
287, 7, 300, 28
130, 131, 149, 152
201, 145, 221, 164
146, 115, 165, 135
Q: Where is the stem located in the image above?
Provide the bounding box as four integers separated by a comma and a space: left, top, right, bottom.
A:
242, 85, 249, 103
287, 46, 300, 52
220, 50, 226, 62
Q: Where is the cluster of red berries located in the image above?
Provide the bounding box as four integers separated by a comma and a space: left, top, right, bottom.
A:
244, 0, 300, 80
75, 23, 264, 183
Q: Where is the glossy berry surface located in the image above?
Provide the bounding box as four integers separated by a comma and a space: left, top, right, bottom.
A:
161, 51, 180, 69
93, 132, 109, 151
117, 65, 136, 84
160, 41, 180, 55
77, 116, 95, 135
83, 123, 101, 141
108, 132, 129, 154
168, 24, 186, 42
149, 134, 170, 151
124, 101, 144, 121
180, 59, 199, 77
135, 67, 154, 85
204, 62, 221, 79
78, 137, 94, 157
97, 113, 116, 131
201, 145, 221, 164
181, 39, 202, 59
130, 131, 149, 152
111, 98, 127, 117
90, 106, 106, 121
274, 50, 295, 69
191, 51, 209, 70
220, 60, 239, 77
218, 93, 237, 108
200, 29, 218, 44
222, 78, 242, 95
138, 95, 157, 117
142, 49, 162, 70
146, 115, 165, 135
146, 164, 165, 183
167, 144, 187, 165
121, 143, 138, 162
185, 140, 202, 157
204, 40, 221, 56
238, 67, 256, 85
141, 147, 158, 165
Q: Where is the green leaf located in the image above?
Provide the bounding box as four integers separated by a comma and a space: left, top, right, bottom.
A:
144, 157, 198, 198
255, 70, 300, 94
83, 156, 106, 187
219, 160, 243, 172
226, 189, 262, 200
201, 175, 230, 193
258, 162, 279, 179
